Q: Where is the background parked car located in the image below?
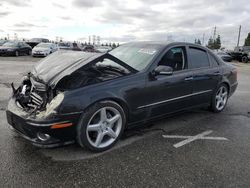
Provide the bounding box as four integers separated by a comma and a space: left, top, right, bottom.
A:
0, 40, 8, 46
229, 46, 250, 63
58, 42, 73, 50
32, 43, 58, 57
26, 38, 50, 48
95, 46, 112, 53
0, 41, 32, 56
82, 45, 96, 52
215, 51, 233, 62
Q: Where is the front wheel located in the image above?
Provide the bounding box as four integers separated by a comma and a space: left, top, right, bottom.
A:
77, 101, 126, 152
211, 84, 228, 113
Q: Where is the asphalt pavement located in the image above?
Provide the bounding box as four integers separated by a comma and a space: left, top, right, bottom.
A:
0, 56, 250, 187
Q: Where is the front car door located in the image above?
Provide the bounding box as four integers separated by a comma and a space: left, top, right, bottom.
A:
140, 45, 194, 118
187, 46, 222, 106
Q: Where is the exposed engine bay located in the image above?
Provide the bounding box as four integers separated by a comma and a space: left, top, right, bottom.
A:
14, 61, 130, 115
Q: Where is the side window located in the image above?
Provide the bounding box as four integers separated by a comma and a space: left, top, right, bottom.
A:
158, 46, 187, 71
208, 53, 219, 67
189, 47, 210, 69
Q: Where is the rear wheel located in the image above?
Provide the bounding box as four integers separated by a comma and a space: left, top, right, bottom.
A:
77, 100, 126, 152
211, 84, 228, 113
15, 51, 19, 57
242, 56, 248, 63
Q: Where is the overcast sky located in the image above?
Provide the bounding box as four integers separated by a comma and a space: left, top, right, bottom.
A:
0, 0, 250, 49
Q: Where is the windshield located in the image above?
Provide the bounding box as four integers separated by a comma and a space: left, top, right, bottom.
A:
3, 42, 18, 47
109, 43, 161, 71
0, 40, 7, 45
37, 43, 51, 48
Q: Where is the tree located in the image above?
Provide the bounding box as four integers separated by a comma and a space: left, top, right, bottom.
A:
112, 43, 117, 48
207, 35, 221, 49
215, 35, 221, 49
207, 37, 214, 49
195, 38, 201, 45
244, 32, 250, 46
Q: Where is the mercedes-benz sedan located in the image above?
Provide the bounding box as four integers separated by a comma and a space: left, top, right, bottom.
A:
6, 42, 238, 152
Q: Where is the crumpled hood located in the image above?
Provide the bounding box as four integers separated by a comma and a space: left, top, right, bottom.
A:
31, 50, 104, 88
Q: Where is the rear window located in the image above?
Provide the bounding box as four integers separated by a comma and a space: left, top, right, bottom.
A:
189, 47, 210, 69
209, 53, 219, 67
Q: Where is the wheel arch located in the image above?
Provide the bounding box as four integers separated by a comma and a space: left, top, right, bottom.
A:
84, 97, 130, 126
221, 81, 230, 93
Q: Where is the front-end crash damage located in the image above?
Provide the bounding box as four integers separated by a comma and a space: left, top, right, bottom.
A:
12, 74, 65, 120
6, 51, 136, 147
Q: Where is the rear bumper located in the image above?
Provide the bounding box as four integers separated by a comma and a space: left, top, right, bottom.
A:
229, 82, 238, 97
6, 98, 82, 148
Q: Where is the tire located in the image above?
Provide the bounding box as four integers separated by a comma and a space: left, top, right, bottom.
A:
210, 84, 229, 113
242, 56, 248, 63
15, 51, 19, 57
77, 100, 126, 152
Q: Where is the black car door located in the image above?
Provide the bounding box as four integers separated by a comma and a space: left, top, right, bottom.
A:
18, 42, 25, 54
140, 46, 194, 118
187, 46, 221, 106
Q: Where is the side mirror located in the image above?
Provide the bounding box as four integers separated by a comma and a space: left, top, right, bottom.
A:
153, 65, 173, 76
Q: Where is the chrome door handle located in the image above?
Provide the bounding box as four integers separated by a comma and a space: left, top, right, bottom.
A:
184, 76, 193, 81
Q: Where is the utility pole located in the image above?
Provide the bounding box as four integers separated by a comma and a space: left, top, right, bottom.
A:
213, 26, 217, 41
237, 25, 241, 47
202, 33, 205, 46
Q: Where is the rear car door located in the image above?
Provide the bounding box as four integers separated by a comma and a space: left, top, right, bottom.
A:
19, 42, 26, 54
143, 46, 194, 118
187, 46, 222, 106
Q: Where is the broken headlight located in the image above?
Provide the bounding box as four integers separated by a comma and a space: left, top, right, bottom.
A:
44, 93, 64, 117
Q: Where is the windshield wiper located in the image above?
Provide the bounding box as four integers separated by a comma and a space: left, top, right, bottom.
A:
97, 65, 127, 74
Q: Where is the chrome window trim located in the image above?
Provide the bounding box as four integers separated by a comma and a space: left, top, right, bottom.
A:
137, 89, 213, 109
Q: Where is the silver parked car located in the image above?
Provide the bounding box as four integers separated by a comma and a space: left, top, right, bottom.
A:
32, 43, 58, 57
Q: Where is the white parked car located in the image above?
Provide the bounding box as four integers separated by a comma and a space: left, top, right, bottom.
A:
32, 43, 58, 57
95, 46, 112, 53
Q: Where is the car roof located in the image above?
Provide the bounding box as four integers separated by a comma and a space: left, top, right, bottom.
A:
122, 41, 208, 51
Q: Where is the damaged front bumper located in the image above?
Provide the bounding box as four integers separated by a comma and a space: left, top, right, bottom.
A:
6, 97, 82, 148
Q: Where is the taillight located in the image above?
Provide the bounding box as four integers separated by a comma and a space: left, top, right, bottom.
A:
232, 68, 237, 80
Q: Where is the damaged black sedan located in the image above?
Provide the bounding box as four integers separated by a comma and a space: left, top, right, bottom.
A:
6, 42, 238, 152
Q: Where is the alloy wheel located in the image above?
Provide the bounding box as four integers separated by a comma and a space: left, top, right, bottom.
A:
86, 107, 122, 148
215, 86, 228, 111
